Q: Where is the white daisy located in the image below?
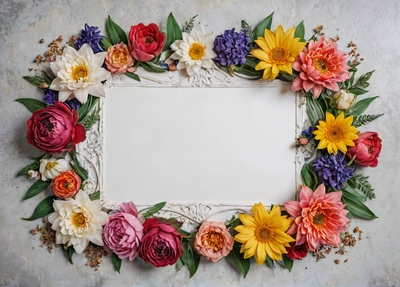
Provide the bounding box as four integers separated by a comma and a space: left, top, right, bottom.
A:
50, 43, 111, 104
170, 25, 216, 76
48, 191, 108, 254
39, 157, 71, 181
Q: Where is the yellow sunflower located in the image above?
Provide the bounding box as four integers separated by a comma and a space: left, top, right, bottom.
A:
234, 203, 295, 265
251, 25, 306, 80
313, 112, 359, 155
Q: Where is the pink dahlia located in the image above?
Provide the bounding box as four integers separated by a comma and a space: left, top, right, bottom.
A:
291, 36, 349, 99
284, 184, 349, 251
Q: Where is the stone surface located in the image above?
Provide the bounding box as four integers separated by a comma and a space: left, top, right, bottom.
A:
1, 0, 399, 286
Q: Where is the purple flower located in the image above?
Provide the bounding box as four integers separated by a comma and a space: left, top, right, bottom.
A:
65, 98, 82, 110
75, 24, 104, 54
43, 89, 57, 106
301, 126, 316, 139
313, 152, 355, 190
213, 28, 250, 66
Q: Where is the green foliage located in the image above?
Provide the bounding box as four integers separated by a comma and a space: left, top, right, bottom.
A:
265, 255, 275, 269
22, 196, 56, 221
294, 21, 305, 42
342, 196, 377, 219
41, 70, 54, 84
251, 12, 274, 41
82, 105, 101, 130
301, 161, 319, 191
352, 114, 383, 127
281, 254, 294, 272
78, 95, 99, 123
124, 71, 141, 82
226, 243, 250, 278
112, 252, 122, 273
66, 246, 75, 264
15, 98, 46, 113
106, 15, 128, 45
241, 20, 252, 36
139, 62, 166, 73
22, 76, 48, 88
347, 96, 379, 117
141, 202, 167, 218
306, 94, 325, 125
89, 191, 100, 200
17, 161, 40, 176
100, 37, 112, 50
164, 13, 183, 52
182, 14, 198, 33
158, 217, 183, 229
23, 180, 51, 200
347, 174, 376, 200
72, 149, 89, 181
181, 237, 200, 278
354, 70, 374, 89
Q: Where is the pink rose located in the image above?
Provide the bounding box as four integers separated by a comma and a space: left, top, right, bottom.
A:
139, 218, 183, 267
27, 102, 86, 153
103, 202, 144, 261
194, 221, 234, 262
346, 132, 382, 167
105, 43, 135, 75
129, 23, 166, 62
285, 242, 308, 260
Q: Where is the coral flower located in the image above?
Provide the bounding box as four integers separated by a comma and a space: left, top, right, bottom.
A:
291, 36, 349, 99
284, 184, 350, 252
313, 112, 358, 155
251, 25, 306, 80
234, 203, 295, 265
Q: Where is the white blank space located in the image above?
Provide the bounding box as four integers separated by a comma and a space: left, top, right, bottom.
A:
104, 86, 295, 205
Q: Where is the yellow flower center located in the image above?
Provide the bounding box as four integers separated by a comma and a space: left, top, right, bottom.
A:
313, 58, 328, 73
270, 47, 288, 63
71, 212, 87, 228
71, 65, 89, 82
112, 50, 127, 65
188, 43, 205, 60
255, 225, 273, 243
313, 212, 326, 228
326, 126, 344, 142
45, 162, 57, 170
205, 232, 223, 251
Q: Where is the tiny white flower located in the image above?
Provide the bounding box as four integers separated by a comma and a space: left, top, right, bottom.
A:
48, 191, 108, 254
50, 43, 111, 104
39, 157, 71, 181
170, 25, 216, 76
28, 170, 40, 180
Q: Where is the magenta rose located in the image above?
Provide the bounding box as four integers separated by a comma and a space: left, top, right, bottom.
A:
139, 218, 183, 267
285, 242, 308, 260
103, 202, 144, 261
346, 132, 382, 167
129, 23, 166, 62
27, 101, 86, 153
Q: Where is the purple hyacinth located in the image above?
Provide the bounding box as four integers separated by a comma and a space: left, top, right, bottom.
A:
213, 28, 250, 66
75, 24, 104, 53
301, 126, 316, 139
65, 98, 82, 110
313, 152, 355, 190
43, 89, 57, 106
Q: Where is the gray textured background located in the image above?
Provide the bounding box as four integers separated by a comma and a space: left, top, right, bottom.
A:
1, 0, 399, 286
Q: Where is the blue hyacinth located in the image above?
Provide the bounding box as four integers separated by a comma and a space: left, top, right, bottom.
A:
43, 89, 81, 110
213, 28, 251, 66
313, 152, 355, 190
75, 24, 104, 54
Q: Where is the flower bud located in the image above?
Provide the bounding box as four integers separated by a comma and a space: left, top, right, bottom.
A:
332, 90, 355, 110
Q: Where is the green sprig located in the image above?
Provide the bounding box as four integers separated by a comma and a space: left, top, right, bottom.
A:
352, 114, 383, 127
182, 14, 198, 33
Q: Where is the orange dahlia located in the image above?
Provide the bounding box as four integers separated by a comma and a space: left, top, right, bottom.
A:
284, 184, 349, 251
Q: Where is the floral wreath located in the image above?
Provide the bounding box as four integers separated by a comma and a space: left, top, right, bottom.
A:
17, 12, 382, 276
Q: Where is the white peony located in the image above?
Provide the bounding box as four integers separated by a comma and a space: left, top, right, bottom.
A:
332, 90, 356, 110
50, 43, 111, 104
39, 157, 71, 181
170, 25, 216, 76
48, 191, 108, 254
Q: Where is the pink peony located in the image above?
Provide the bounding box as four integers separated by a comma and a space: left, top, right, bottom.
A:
291, 36, 349, 99
105, 43, 135, 75
139, 218, 183, 267
103, 202, 144, 261
27, 102, 86, 153
194, 221, 234, 263
284, 184, 349, 251
346, 131, 382, 167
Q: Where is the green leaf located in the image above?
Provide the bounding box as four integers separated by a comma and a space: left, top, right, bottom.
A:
100, 37, 113, 50
164, 12, 183, 51
355, 70, 374, 88
225, 216, 242, 229
294, 21, 305, 42
182, 14, 198, 33
251, 12, 274, 41
233, 65, 263, 77
141, 201, 166, 218
124, 71, 141, 82
342, 186, 366, 203
347, 87, 368, 96
342, 197, 377, 219
348, 96, 379, 117
82, 104, 101, 130
15, 98, 46, 113
17, 161, 40, 176
89, 191, 100, 200
112, 252, 122, 273
22, 76, 47, 88
78, 95, 99, 122
352, 114, 383, 127
265, 255, 275, 269
106, 15, 124, 45
23, 180, 51, 200
72, 150, 88, 181
347, 174, 376, 200
109, 17, 128, 45
282, 254, 294, 272
22, 196, 56, 221
177, 228, 191, 237
41, 71, 54, 85
183, 238, 201, 278
176, 252, 187, 271
306, 94, 325, 125
66, 246, 75, 264
139, 62, 166, 73
226, 243, 250, 278
301, 161, 319, 191
277, 72, 296, 82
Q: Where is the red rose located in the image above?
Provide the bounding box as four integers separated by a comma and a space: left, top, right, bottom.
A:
139, 218, 183, 267
285, 242, 308, 260
27, 102, 86, 153
346, 132, 382, 167
129, 23, 166, 62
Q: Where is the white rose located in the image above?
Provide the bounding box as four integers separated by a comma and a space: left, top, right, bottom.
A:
333, 90, 356, 110
39, 157, 71, 181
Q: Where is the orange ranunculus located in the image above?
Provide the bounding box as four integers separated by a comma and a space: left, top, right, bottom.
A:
52, 170, 82, 199
105, 43, 135, 75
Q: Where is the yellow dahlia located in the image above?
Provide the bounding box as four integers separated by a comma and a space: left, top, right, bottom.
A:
251, 25, 306, 80
313, 112, 359, 155
234, 203, 295, 265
